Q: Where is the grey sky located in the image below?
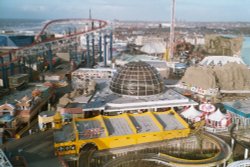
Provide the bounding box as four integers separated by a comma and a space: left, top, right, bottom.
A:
1, 0, 250, 21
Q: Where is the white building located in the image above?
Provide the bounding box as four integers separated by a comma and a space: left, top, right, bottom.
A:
185, 36, 205, 45
81, 61, 197, 114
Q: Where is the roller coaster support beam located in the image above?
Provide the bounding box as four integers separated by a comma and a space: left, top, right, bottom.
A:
0, 57, 8, 88
28, 56, 33, 81
109, 32, 113, 61
92, 33, 95, 66
81, 50, 85, 62
9, 53, 14, 76
47, 46, 53, 72
91, 21, 94, 30
99, 34, 102, 62
86, 35, 91, 67
75, 41, 78, 62
104, 34, 107, 67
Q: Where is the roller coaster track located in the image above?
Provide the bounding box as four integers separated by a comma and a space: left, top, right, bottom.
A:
103, 133, 232, 167
78, 144, 97, 167
0, 18, 108, 67
103, 153, 174, 167
230, 123, 250, 149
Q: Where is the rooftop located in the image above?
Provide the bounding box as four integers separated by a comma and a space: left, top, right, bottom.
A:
224, 99, 250, 118
83, 80, 197, 112
54, 110, 188, 143
0, 84, 49, 105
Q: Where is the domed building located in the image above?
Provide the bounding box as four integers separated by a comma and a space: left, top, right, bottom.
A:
110, 61, 165, 96
71, 61, 197, 114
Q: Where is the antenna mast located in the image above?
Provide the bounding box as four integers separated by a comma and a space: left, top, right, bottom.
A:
169, 0, 175, 61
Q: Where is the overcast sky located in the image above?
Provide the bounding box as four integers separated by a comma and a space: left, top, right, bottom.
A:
1, 0, 250, 22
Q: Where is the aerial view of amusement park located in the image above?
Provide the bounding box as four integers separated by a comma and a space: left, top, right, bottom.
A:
1, 0, 250, 166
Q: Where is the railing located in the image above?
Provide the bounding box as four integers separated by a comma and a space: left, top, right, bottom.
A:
227, 160, 250, 167
205, 126, 229, 133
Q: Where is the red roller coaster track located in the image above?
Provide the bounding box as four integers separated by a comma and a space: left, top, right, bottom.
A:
0, 18, 108, 67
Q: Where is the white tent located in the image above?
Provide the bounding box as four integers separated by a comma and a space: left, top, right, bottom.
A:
181, 106, 202, 121
140, 42, 165, 54
207, 108, 227, 122
200, 56, 245, 66
206, 108, 231, 128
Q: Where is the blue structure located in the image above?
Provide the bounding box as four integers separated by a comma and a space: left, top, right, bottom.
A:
224, 103, 250, 118
9, 53, 14, 76
0, 35, 34, 47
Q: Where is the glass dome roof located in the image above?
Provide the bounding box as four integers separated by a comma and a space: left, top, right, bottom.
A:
110, 61, 165, 96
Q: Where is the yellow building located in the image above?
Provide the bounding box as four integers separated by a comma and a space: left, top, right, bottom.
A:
53, 109, 190, 156
38, 111, 55, 131
53, 61, 196, 156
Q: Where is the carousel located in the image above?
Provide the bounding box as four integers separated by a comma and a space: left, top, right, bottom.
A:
199, 103, 216, 113
205, 108, 232, 132
181, 103, 232, 133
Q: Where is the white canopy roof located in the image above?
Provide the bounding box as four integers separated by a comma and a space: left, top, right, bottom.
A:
140, 42, 165, 54
200, 56, 245, 66
181, 106, 202, 119
207, 108, 227, 122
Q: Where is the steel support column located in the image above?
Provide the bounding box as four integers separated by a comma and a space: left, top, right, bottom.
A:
104, 35, 107, 67
28, 56, 33, 81
48, 46, 53, 72
92, 34, 95, 66
81, 51, 85, 62
99, 34, 102, 62
74, 35, 78, 62
9, 53, 14, 76
109, 32, 113, 61
86, 35, 90, 67
0, 57, 7, 88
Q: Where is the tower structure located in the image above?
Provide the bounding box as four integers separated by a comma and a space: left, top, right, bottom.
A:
168, 0, 175, 61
